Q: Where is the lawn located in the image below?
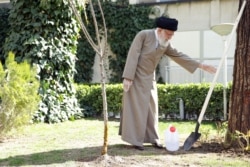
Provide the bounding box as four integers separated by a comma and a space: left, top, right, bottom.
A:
0, 118, 249, 167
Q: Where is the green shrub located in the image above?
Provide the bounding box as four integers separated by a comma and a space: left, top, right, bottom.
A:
76, 84, 123, 117
0, 52, 40, 136
76, 83, 230, 120
158, 83, 226, 120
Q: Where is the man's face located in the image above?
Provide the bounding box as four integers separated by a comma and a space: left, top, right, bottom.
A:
158, 28, 175, 40
158, 28, 174, 47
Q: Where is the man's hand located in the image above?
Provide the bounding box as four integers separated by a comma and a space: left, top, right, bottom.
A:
123, 78, 133, 92
199, 64, 217, 74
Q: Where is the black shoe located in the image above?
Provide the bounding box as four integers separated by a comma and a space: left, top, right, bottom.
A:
152, 143, 164, 149
134, 145, 144, 151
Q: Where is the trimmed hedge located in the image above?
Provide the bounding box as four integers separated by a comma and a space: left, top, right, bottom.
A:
76, 84, 123, 117
76, 83, 231, 120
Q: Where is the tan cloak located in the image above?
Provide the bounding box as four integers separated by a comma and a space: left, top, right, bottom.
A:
119, 29, 199, 147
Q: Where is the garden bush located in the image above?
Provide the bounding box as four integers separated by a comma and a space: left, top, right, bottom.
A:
0, 52, 40, 136
76, 83, 231, 120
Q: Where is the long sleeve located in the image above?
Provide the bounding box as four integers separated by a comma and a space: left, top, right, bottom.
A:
165, 43, 200, 73
122, 31, 146, 80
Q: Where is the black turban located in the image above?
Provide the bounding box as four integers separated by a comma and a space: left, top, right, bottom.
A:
155, 17, 178, 31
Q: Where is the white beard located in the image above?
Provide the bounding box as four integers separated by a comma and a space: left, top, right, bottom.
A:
158, 35, 170, 48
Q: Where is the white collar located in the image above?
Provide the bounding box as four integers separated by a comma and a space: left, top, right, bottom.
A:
154, 29, 159, 48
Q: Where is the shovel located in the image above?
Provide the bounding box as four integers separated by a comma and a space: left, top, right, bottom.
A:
183, 0, 247, 151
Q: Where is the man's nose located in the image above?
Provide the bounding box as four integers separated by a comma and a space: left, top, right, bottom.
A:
167, 35, 172, 40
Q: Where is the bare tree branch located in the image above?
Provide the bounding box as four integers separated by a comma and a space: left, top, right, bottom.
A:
68, 0, 109, 156
68, 0, 100, 54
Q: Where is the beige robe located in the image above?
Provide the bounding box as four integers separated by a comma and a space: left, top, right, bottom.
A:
119, 29, 200, 147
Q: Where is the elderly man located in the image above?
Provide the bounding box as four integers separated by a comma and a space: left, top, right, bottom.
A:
119, 16, 216, 151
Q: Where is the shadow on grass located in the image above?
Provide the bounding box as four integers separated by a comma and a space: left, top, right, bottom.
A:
0, 142, 223, 166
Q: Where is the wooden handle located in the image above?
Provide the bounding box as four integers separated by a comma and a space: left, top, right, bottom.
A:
197, 0, 247, 124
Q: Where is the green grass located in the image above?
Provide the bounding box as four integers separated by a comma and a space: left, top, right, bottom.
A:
0, 118, 249, 167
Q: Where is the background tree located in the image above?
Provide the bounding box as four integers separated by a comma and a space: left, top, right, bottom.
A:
0, 8, 10, 64
3, 0, 82, 123
227, 0, 250, 149
74, 0, 153, 83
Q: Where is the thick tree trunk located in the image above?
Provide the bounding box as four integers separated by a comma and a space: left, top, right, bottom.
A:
228, 0, 250, 137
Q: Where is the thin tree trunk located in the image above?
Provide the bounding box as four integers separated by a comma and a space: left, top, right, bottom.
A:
100, 51, 108, 155
68, 0, 109, 155
227, 0, 250, 142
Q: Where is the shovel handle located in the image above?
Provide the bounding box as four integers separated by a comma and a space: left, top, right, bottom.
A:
195, 122, 200, 133
197, 0, 247, 124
